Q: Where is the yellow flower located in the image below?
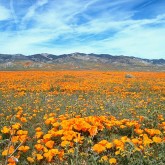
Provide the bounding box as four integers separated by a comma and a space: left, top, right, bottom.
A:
12, 123, 21, 130
11, 136, 19, 143
73, 133, 84, 143
1, 126, 10, 134
35, 131, 43, 138
143, 134, 153, 146
17, 130, 28, 135
36, 154, 43, 161
44, 151, 53, 162
19, 134, 28, 142
50, 148, 59, 155
120, 125, 126, 129
43, 147, 48, 153
109, 158, 117, 164
153, 136, 162, 143
35, 127, 42, 132
2, 146, 14, 156
106, 142, 113, 149
115, 150, 120, 155
43, 134, 52, 140
18, 145, 30, 152
99, 140, 108, 146
58, 150, 64, 161
92, 144, 106, 153
68, 148, 74, 154
61, 140, 70, 147
101, 155, 108, 161
132, 138, 139, 145
35, 144, 44, 151
134, 128, 143, 135
113, 139, 124, 150
145, 128, 161, 136
88, 126, 98, 136
27, 157, 34, 163
20, 117, 27, 123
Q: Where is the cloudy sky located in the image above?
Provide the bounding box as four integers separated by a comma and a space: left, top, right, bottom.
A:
0, 0, 165, 58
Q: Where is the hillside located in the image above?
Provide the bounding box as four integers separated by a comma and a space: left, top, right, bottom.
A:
0, 53, 165, 71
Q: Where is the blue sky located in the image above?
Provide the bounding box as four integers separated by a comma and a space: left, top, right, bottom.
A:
0, 0, 165, 59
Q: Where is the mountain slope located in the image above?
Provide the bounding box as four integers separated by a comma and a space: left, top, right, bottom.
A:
0, 53, 164, 71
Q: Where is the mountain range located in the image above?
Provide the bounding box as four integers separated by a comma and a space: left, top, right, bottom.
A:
0, 53, 165, 71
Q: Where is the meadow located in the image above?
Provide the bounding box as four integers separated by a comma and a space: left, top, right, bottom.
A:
0, 71, 165, 165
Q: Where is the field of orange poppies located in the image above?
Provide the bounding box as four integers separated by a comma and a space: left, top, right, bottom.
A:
0, 71, 165, 165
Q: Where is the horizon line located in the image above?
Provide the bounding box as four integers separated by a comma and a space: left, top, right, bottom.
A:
0, 52, 165, 60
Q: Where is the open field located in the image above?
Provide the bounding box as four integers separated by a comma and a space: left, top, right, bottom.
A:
0, 71, 165, 165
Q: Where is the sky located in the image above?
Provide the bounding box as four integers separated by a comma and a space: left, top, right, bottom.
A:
0, 0, 165, 59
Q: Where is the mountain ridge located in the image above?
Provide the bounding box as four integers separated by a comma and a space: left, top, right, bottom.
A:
0, 52, 165, 71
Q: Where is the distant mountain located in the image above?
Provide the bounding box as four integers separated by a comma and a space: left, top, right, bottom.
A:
0, 52, 165, 71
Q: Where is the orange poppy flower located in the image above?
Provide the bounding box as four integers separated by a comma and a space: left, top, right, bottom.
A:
88, 126, 98, 136
153, 136, 162, 143
2, 146, 14, 156
109, 158, 117, 164
27, 157, 34, 163
11, 136, 19, 143
35, 131, 43, 138
61, 140, 70, 147
45, 140, 54, 149
92, 144, 106, 153
18, 145, 30, 152
35, 144, 44, 151
36, 154, 43, 161
1, 126, 10, 134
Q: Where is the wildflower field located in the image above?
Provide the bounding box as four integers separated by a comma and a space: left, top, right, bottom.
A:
0, 71, 165, 165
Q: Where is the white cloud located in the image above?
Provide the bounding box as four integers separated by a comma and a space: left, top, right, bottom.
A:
20, 0, 49, 29
0, 0, 165, 59
97, 27, 165, 59
0, 5, 11, 21
72, 14, 164, 59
